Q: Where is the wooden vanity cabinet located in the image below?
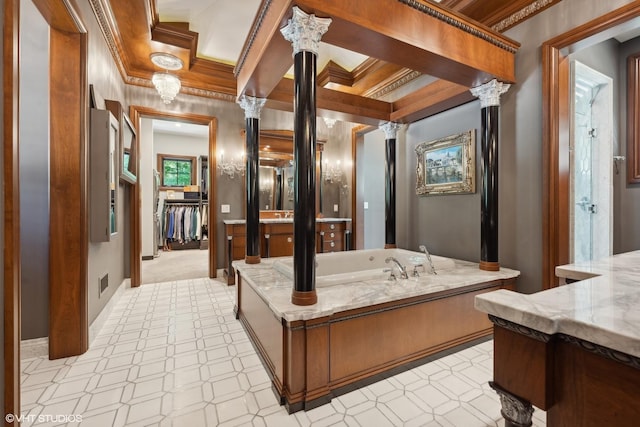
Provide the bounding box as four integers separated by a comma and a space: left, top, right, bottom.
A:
263, 223, 294, 258
223, 219, 351, 285
317, 221, 345, 253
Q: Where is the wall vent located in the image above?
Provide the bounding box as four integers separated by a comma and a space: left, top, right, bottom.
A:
99, 274, 109, 297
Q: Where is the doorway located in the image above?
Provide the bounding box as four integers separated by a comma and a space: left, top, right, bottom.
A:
570, 61, 613, 263
129, 106, 217, 286
141, 118, 211, 284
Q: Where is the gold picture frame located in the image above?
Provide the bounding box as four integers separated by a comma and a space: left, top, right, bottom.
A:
415, 129, 476, 196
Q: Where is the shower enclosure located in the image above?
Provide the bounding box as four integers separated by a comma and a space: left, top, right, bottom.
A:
570, 61, 613, 263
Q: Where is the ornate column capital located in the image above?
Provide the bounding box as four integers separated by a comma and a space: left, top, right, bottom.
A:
490, 382, 534, 427
280, 6, 331, 56
379, 121, 401, 140
237, 95, 266, 120
470, 79, 510, 108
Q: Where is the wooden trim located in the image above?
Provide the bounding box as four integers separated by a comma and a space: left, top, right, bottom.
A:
542, 1, 640, 289
48, 27, 89, 359
157, 153, 197, 190
129, 106, 218, 280
628, 53, 640, 184
3, 0, 21, 417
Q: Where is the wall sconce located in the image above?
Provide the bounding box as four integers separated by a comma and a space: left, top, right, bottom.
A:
323, 159, 344, 183
217, 150, 245, 179
323, 117, 338, 129
150, 53, 183, 104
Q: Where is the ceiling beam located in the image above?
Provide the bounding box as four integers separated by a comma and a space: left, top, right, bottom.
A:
391, 79, 476, 123
235, 0, 295, 99
236, 0, 519, 100
267, 79, 391, 126
296, 0, 519, 86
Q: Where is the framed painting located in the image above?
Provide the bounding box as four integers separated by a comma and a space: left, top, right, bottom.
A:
415, 129, 476, 195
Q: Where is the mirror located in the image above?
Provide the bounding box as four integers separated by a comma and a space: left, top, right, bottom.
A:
120, 112, 137, 184
242, 129, 326, 215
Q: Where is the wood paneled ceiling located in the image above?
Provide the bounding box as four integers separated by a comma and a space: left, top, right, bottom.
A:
93, 0, 560, 124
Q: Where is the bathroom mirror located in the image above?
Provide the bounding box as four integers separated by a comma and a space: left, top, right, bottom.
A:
242, 129, 326, 215
120, 112, 137, 184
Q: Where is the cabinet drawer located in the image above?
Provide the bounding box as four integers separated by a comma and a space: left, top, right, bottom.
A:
318, 222, 345, 232
263, 222, 294, 234
321, 240, 343, 252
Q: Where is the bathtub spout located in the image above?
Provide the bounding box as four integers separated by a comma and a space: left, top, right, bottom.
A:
419, 245, 437, 275
385, 257, 409, 280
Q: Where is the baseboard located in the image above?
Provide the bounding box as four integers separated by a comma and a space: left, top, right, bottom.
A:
21, 337, 49, 360
89, 278, 130, 345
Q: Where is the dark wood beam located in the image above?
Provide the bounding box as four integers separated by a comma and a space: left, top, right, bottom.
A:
235, 0, 295, 99
296, 0, 519, 87
267, 78, 391, 126
391, 79, 475, 123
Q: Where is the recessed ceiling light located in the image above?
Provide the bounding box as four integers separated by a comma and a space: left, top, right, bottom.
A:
150, 52, 184, 71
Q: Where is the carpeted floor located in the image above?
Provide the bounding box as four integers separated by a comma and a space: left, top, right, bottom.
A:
141, 248, 210, 284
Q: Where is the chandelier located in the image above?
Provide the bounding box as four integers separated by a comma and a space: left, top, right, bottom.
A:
152, 72, 181, 104
150, 52, 183, 104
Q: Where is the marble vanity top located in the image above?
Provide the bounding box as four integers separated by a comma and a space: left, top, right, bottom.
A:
475, 250, 640, 358
234, 255, 519, 322
224, 217, 352, 225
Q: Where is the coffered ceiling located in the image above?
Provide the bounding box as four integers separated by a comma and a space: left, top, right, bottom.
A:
93, 0, 561, 124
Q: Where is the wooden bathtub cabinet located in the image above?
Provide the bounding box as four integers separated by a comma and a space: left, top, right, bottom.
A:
223, 219, 351, 285
236, 274, 516, 413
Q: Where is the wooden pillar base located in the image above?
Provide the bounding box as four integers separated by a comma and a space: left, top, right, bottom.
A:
291, 289, 317, 306
480, 261, 500, 271
384, 243, 397, 249
245, 255, 261, 264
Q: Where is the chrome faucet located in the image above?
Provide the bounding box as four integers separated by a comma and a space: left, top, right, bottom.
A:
419, 245, 437, 275
385, 257, 408, 280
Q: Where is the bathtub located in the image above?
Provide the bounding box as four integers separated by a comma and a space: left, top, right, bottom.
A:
233, 248, 520, 413
273, 248, 457, 286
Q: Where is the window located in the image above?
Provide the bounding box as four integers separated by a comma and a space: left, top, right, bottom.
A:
158, 154, 196, 188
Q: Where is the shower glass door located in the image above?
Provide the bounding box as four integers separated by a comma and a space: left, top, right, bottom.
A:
570, 61, 613, 263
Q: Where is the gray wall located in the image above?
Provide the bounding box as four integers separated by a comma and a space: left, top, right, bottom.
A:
402, 101, 482, 260
617, 36, 640, 253
19, 0, 49, 339
79, 0, 128, 324
362, 129, 386, 249
396, 0, 637, 294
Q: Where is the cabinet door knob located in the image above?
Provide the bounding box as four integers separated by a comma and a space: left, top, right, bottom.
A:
330, 232, 335, 238
330, 224, 335, 230
330, 242, 335, 248
287, 237, 292, 243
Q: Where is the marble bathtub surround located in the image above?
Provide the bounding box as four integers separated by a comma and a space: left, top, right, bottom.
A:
475, 250, 640, 358
234, 251, 520, 322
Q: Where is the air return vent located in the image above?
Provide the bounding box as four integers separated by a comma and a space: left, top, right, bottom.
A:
99, 274, 109, 297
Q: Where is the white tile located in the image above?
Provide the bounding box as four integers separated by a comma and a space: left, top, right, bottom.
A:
20, 276, 546, 427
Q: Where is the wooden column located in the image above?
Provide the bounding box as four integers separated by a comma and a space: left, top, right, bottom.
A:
3, 0, 21, 417
238, 95, 266, 264
281, 7, 331, 306
470, 80, 509, 272
380, 122, 400, 249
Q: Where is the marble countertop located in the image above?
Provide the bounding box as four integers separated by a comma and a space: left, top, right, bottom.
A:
224, 217, 352, 225
234, 257, 519, 322
475, 250, 640, 358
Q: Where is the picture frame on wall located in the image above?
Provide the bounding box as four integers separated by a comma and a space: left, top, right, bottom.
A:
415, 129, 476, 196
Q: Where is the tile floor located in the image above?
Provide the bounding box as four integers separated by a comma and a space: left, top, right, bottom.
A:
21, 278, 546, 426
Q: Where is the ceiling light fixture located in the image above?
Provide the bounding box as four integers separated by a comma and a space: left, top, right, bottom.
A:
150, 53, 184, 104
